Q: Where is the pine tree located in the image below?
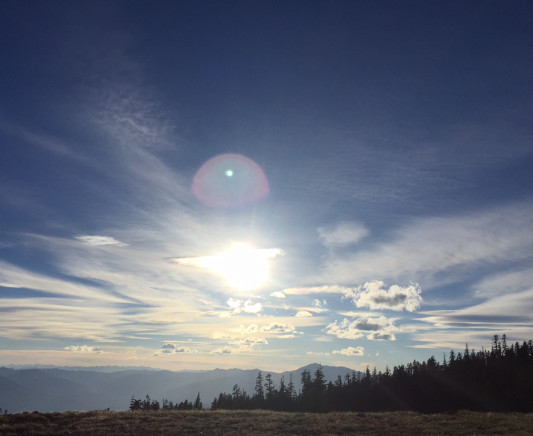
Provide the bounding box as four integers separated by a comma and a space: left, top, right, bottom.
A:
287, 373, 295, 401
254, 371, 264, 402
265, 373, 275, 401
194, 392, 203, 410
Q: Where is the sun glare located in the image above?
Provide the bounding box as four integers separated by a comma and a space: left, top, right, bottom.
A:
174, 243, 284, 291
213, 243, 268, 290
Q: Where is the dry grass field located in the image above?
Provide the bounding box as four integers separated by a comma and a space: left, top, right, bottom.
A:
1, 409, 533, 435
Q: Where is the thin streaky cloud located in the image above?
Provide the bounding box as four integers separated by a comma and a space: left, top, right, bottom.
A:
75, 235, 128, 247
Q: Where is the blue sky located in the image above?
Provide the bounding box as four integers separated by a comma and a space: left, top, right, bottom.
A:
1, 0, 533, 371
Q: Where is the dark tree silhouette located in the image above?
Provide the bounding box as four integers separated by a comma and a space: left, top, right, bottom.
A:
131, 335, 533, 414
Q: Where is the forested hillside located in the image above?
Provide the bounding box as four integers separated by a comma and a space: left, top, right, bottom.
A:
207, 335, 533, 412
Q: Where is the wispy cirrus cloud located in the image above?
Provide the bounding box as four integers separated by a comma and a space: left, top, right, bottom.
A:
283, 285, 353, 295
471, 267, 533, 298
317, 221, 368, 248
75, 235, 128, 247
64, 345, 103, 353
0, 260, 128, 303
317, 202, 533, 288
0, 114, 83, 160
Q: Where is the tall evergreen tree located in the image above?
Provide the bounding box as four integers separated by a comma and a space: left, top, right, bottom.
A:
194, 392, 203, 410
254, 370, 264, 402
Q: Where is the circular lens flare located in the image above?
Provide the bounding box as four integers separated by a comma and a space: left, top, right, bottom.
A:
192, 154, 269, 207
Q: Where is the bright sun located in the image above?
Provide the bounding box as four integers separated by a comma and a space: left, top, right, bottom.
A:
173, 243, 284, 291
211, 243, 268, 290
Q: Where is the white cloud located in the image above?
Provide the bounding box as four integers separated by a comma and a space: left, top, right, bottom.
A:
283, 281, 421, 312
64, 345, 103, 353
472, 267, 533, 298
160, 343, 176, 354
225, 298, 263, 314
260, 322, 296, 334
318, 202, 533, 288
325, 316, 397, 341
228, 337, 268, 349
332, 346, 365, 356
210, 346, 232, 355
283, 286, 353, 295
0, 260, 128, 304
318, 221, 368, 248
352, 281, 422, 312
75, 235, 128, 247
270, 291, 286, 299
243, 300, 263, 314
158, 343, 197, 355
295, 311, 313, 317
227, 298, 242, 310
0, 282, 21, 288
324, 319, 364, 339
368, 331, 395, 341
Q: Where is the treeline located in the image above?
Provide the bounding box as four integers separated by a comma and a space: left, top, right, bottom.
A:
129, 393, 202, 411
211, 335, 533, 413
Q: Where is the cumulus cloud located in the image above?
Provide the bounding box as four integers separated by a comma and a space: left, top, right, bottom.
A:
260, 323, 296, 334
313, 299, 327, 307
160, 343, 176, 354
325, 316, 397, 341
353, 281, 422, 312
75, 235, 128, 247
368, 332, 395, 341
324, 319, 364, 339
227, 298, 242, 310
226, 298, 263, 314
210, 346, 232, 355
64, 345, 102, 353
227, 322, 300, 338
244, 301, 263, 314
158, 343, 198, 355
283, 282, 420, 312
295, 311, 313, 317
332, 346, 364, 356
270, 291, 286, 299
318, 221, 368, 248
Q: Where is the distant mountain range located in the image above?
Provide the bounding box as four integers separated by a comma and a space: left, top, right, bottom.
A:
0, 364, 360, 413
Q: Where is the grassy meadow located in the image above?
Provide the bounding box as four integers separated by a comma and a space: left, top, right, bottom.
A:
1, 409, 533, 435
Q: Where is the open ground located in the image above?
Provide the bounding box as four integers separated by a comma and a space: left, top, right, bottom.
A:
1, 410, 533, 435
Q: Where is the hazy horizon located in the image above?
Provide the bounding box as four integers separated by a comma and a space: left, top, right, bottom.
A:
1, 1, 533, 372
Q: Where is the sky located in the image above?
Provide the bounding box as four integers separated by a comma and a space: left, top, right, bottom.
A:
1, 0, 533, 372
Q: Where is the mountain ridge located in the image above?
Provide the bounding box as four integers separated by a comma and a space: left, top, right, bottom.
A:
0, 364, 361, 413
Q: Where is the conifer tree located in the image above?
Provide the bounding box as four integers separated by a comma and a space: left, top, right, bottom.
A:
254, 371, 264, 402
194, 392, 202, 410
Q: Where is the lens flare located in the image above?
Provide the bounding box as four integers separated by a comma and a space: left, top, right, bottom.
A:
192, 154, 269, 207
